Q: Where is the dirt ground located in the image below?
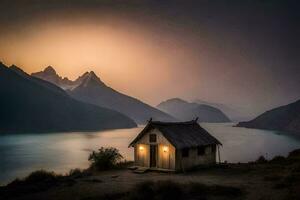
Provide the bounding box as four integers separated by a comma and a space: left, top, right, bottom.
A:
7, 163, 298, 200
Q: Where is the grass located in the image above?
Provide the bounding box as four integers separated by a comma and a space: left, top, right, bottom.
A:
187, 182, 243, 198
274, 171, 300, 189
2, 148, 300, 200
82, 180, 243, 200
7, 170, 62, 187
263, 174, 283, 182
269, 156, 287, 164
68, 168, 92, 179
255, 155, 268, 163
0, 170, 65, 198
0, 159, 132, 199
251, 150, 300, 194
0, 168, 93, 198
115, 160, 134, 169
127, 180, 184, 200
288, 149, 300, 159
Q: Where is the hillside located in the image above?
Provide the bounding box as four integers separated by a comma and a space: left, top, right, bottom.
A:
0, 63, 137, 133
69, 71, 176, 124
157, 98, 231, 123
32, 67, 175, 124
237, 100, 300, 134
2, 149, 300, 200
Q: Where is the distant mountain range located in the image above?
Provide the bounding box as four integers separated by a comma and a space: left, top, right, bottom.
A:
32, 67, 175, 124
194, 99, 253, 122
31, 66, 82, 90
0, 63, 136, 133
6, 63, 300, 134
157, 98, 231, 123
237, 100, 300, 134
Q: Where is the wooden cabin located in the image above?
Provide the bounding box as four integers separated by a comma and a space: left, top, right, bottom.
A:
129, 119, 222, 172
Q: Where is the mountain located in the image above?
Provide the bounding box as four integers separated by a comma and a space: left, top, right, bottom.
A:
32, 67, 175, 124
194, 99, 253, 122
68, 71, 176, 124
237, 100, 300, 134
10, 65, 68, 96
0, 63, 136, 133
31, 66, 79, 90
157, 98, 231, 123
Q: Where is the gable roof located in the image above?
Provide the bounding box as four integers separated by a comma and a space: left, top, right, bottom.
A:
129, 119, 222, 149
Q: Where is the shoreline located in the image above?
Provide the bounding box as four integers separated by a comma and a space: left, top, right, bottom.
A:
1, 149, 300, 200
2, 123, 300, 186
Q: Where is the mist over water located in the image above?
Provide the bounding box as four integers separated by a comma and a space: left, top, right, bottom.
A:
0, 124, 300, 185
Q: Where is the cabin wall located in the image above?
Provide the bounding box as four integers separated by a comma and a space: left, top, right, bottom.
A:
134, 143, 150, 167
175, 145, 217, 171
157, 143, 176, 170
134, 128, 176, 170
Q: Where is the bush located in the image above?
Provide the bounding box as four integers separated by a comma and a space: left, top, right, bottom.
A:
3, 170, 62, 198
88, 147, 123, 170
24, 170, 59, 183
7, 170, 60, 188
68, 168, 92, 178
288, 149, 300, 160
291, 164, 300, 173
256, 156, 267, 163
270, 156, 286, 164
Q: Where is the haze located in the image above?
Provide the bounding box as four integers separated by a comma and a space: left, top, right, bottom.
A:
0, 0, 299, 118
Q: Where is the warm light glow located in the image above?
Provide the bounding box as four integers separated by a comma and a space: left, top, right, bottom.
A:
163, 146, 168, 152
139, 146, 144, 151
0, 18, 208, 106
0, 4, 295, 114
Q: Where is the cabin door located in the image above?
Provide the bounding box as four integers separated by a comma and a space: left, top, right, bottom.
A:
150, 145, 157, 168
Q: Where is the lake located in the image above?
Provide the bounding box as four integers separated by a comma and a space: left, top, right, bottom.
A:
1, 123, 300, 185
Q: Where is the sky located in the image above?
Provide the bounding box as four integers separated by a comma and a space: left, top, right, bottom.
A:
0, 0, 299, 118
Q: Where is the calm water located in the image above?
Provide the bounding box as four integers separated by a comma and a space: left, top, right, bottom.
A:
1, 123, 300, 185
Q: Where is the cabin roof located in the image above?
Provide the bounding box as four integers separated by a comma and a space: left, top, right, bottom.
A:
129, 119, 222, 149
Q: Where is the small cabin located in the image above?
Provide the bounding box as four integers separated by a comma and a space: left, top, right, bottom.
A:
129, 119, 222, 171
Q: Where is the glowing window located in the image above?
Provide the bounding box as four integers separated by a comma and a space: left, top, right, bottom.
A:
163, 146, 168, 152
139, 146, 144, 151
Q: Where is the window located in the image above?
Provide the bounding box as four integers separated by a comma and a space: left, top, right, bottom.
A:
197, 146, 205, 155
182, 148, 189, 157
149, 134, 157, 143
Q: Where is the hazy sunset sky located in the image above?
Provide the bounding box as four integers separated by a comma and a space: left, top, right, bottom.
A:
0, 0, 299, 117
